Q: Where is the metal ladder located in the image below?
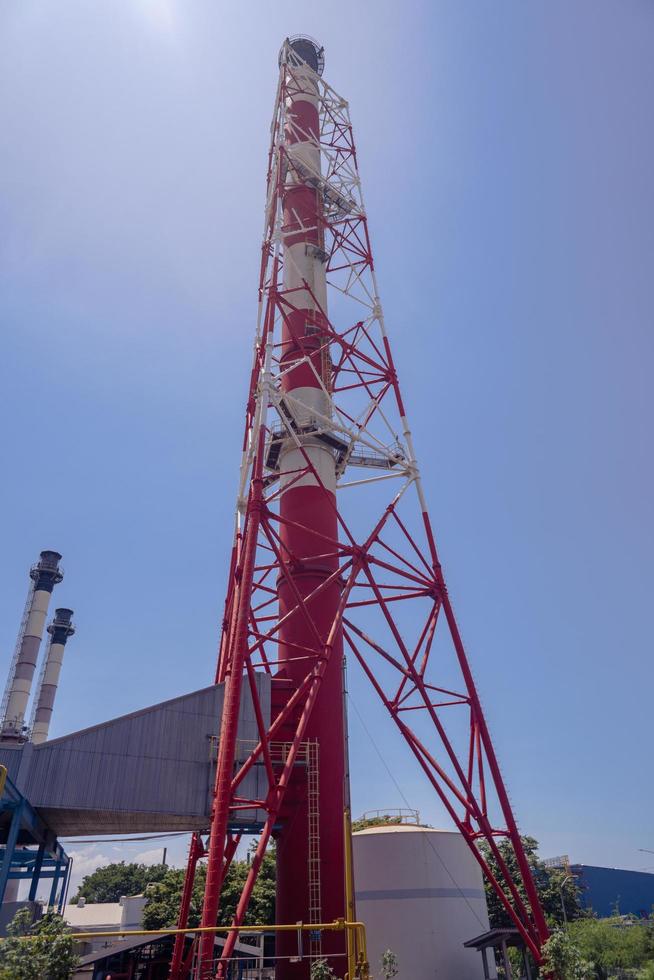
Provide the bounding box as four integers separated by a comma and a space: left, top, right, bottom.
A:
306, 739, 322, 959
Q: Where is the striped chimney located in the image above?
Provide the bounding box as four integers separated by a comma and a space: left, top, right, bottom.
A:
30, 608, 75, 744
1, 550, 63, 740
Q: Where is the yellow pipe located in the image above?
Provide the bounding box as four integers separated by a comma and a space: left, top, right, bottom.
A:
11, 915, 370, 976
68, 920, 362, 940
19, 918, 365, 942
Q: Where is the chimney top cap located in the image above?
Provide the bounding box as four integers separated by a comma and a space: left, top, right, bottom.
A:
281, 36, 324, 76
39, 551, 62, 564
53, 608, 74, 621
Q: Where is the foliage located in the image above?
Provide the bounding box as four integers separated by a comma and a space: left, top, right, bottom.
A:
71, 860, 168, 904
219, 847, 276, 925
567, 916, 653, 978
143, 847, 276, 930
352, 815, 403, 833
142, 865, 206, 931
0, 908, 78, 980
542, 929, 593, 979
478, 836, 585, 929
310, 959, 339, 980
380, 948, 399, 980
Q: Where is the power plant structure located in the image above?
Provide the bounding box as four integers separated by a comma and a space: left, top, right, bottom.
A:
172, 35, 550, 980
0, 550, 270, 915
0, 551, 74, 911
0, 551, 64, 742
0, 35, 555, 980
29, 608, 75, 745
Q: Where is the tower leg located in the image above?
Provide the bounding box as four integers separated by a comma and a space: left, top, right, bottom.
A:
170, 833, 204, 980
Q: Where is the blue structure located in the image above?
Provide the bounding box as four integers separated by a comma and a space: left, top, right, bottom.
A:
572, 864, 654, 918
0, 767, 70, 912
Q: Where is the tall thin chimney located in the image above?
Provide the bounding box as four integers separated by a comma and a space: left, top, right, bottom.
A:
30, 608, 75, 744
1, 550, 63, 740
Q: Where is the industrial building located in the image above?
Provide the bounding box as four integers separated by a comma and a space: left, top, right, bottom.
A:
0, 549, 268, 917
73, 931, 268, 980
64, 894, 148, 956
1, 551, 66, 744
570, 864, 654, 919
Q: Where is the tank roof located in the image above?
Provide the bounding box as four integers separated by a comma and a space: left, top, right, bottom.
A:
353, 825, 454, 836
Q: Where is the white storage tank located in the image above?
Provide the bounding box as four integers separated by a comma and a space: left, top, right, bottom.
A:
353, 825, 495, 980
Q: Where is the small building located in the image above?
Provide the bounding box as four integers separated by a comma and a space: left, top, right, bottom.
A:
73, 934, 174, 980
73, 931, 267, 980
64, 893, 147, 956
464, 928, 534, 980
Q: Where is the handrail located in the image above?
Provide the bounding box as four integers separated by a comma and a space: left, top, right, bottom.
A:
66, 918, 362, 938
9, 917, 369, 973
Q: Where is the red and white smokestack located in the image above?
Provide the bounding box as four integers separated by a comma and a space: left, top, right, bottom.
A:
0, 550, 63, 741
30, 608, 75, 744
275, 37, 346, 973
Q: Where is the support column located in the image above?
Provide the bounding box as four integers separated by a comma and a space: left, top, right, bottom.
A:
501, 940, 512, 980
523, 947, 533, 980
0, 803, 23, 904
48, 859, 62, 911
28, 844, 46, 902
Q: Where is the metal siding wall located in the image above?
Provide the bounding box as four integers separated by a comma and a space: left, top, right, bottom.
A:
575, 865, 654, 918
11, 676, 270, 836
0, 747, 25, 783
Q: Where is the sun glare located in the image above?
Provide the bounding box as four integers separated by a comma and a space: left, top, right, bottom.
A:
137, 0, 177, 39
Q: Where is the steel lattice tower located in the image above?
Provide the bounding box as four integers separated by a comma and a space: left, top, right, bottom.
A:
174, 36, 550, 980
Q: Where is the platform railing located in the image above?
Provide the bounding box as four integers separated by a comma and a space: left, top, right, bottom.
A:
17, 918, 370, 980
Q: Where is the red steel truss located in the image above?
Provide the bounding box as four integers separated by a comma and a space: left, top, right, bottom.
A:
176, 37, 550, 980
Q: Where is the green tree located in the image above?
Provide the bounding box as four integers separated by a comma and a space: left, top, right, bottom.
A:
380, 949, 399, 980
478, 836, 584, 929
541, 929, 593, 979
219, 847, 276, 925
0, 908, 78, 980
71, 861, 168, 904
143, 848, 276, 930
643, 911, 654, 960
351, 815, 403, 833
568, 916, 651, 979
310, 960, 339, 980
143, 865, 206, 931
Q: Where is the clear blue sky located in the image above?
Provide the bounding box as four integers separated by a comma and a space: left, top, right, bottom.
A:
1, 0, 652, 887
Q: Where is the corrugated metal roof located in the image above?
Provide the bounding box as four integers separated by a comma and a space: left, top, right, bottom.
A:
354, 825, 453, 835
0, 677, 270, 836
